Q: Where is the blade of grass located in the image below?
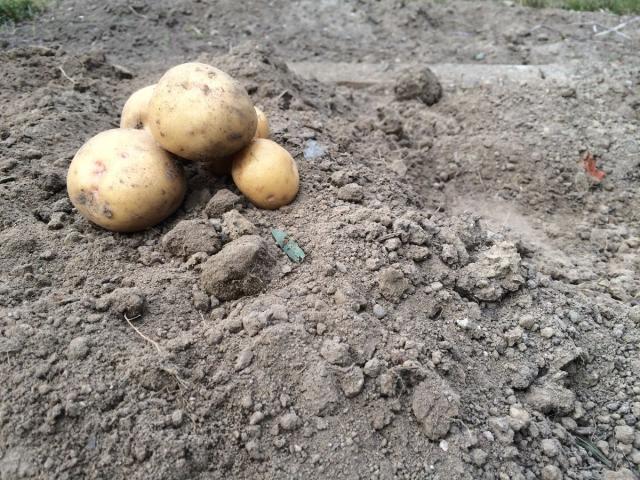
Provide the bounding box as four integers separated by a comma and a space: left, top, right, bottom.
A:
518, 0, 640, 14
575, 436, 613, 469
0, 0, 46, 25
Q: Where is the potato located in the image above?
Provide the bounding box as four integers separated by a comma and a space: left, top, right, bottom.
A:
254, 106, 270, 139
231, 139, 299, 210
147, 62, 257, 164
120, 84, 155, 130
67, 129, 186, 232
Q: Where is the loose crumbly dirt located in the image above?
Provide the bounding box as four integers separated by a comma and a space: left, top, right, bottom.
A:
1, 1, 640, 479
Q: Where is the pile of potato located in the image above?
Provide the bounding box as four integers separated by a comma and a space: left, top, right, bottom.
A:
67, 62, 300, 232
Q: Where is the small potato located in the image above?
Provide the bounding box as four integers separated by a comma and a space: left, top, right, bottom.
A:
254, 106, 270, 139
148, 62, 257, 164
120, 84, 155, 130
67, 129, 186, 232
231, 139, 299, 210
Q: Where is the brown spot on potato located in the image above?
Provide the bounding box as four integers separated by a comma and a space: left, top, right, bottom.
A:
227, 132, 243, 141
76, 191, 89, 205
93, 160, 106, 176
200, 84, 211, 95
207, 71, 217, 79
102, 205, 114, 219
120, 152, 129, 159
76, 187, 99, 207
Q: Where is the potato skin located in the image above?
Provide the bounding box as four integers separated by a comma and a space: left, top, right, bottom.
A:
147, 62, 257, 163
254, 106, 270, 139
120, 84, 155, 130
231, 139, 299, 210
67, 129, 186, 232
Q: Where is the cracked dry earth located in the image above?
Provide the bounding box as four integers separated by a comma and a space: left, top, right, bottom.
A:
1, 1, 640, 479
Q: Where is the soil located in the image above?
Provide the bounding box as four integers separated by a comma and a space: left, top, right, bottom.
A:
1, 1, 640, 479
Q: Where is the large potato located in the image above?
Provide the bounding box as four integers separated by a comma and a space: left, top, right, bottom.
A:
147, 62, 257, 164
231, 139, 299, 210
67, 129, 186, 232
120, 84, 155, 130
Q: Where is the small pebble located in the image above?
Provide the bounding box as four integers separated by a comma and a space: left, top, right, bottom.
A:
340, 367, 365, 398
456, 318, 471, 330
337, 183, 364, 203
470, 448, 488, 466
615, 425, 635, 445
67, 336, 90, 360
279, 412, 301, 431
540, 327, 555, 338
39, 250, 56, 260
541, 465, 562, 480
235, 349, 254, 371
249, 411, 265, 425
541, 438, 561, 457
373, 304, 387, 319
48, 212, 66, 230
171, 409, 184, 427
364, 358, 382, 378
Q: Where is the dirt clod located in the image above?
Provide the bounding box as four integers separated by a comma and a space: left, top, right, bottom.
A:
337, 183, 364, 203
96, 288, 145, 318
66, 336, 90, 360
222, 210, 257, 240
204, 188, 242, 218
525, 382, 576, 415
456, 241, 524, 301
394, 66, 442, 106
162, 219, 222, 258
412, 374, 460, 440
320, 339, 351, 366
200, 235, 275, 300
378, 267, 409, 302
339, 366, 365, 398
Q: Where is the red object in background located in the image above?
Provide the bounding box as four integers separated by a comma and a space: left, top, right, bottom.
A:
582, 151, 606, 182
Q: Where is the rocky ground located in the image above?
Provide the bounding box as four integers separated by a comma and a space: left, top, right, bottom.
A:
1, 1, 639, 479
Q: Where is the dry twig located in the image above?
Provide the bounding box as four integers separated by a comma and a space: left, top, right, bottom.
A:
128, 5, 147, 19
594, 17, 640, 38
58, 66, 75, 84
124, 314, 162, 354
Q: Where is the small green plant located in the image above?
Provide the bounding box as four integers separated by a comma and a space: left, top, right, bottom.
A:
0, 0, 45, 25
519, 0, 640, 14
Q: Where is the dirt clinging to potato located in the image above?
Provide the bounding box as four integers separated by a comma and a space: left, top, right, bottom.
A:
1, 1, 640, 480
